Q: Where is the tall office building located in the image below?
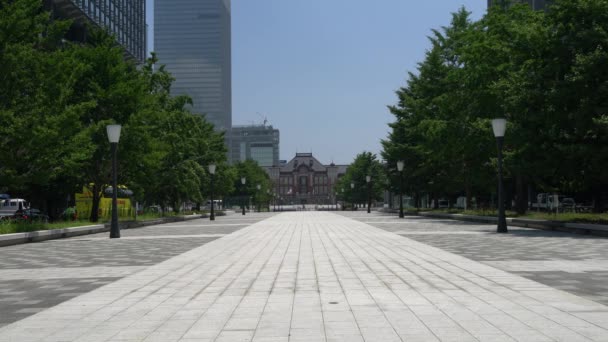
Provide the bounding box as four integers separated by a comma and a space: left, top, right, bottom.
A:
230, 125, 280, 167
46, 0, 146, 63
488, 0, 549, 10
154, 0, 232, 132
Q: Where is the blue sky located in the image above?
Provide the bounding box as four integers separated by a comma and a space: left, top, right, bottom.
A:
146, 1, 487, 164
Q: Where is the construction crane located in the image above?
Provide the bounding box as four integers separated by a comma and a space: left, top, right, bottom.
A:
256, 112, 269, 126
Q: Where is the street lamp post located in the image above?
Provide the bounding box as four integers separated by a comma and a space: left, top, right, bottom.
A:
266, 189, 270, 212
334, 192, 338, 210
492, 118, 508, 233
397, 160, 404, 218
241, 177, 246, 215
106, 124, 121, 239
208, 164, 216, 220
366, 175, 372, 213
256, 184, 261, 212
350, 182, 355, 211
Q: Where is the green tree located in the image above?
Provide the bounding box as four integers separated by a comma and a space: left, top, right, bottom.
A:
232, 160, 271, 210
0, 1, 233, 220
383, 9, 494, 209
0, 0, 90, 215
336, 152, 385, 209
529, 0, 608, 211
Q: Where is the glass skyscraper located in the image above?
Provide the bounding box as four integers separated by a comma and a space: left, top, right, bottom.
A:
488, 0, 549, 10
154, 0, 232, 132
46, 0, 146, 63
230, 125, 280, 167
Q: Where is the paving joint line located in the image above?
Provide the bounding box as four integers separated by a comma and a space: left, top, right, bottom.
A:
173, 220, 288, 341
41, 219, 272, 342
310, 222, 329, 342
316, 219, 407, 341
287, 221, 304, 342
311, 220, 366, 341
335, 220, 507, 341
211, 222, 292, 341
251, 222, 297, 341
343, 216, 596, 341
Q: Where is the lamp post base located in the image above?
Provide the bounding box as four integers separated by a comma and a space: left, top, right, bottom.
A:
497, 219, 508, 233
110, 229, 120, 239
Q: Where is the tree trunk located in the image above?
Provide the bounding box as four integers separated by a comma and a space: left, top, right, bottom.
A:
515, 173, 527, 215
90, 183, 100, 222
463, 161, 472, 210
433, 193, 439, 209
465, 182, 472, 210
593, 190, 602, 213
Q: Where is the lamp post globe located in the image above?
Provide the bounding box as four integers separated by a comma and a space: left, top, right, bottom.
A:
241, 177, 246, 215
492, 118, 508, 233
106, 124, 121, 239
208, 164, 216, 221
397, 160, 405, 218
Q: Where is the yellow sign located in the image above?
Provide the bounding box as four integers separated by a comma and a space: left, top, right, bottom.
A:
75, 186, 133, 219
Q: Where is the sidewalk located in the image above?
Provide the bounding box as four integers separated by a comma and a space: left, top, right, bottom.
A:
1, 212, 607, 341
379, 208, 608, 237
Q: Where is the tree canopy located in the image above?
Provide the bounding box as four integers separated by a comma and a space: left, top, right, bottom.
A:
336, 152, 385, 207
382, 0, 608, 212
0, 0, 232, 220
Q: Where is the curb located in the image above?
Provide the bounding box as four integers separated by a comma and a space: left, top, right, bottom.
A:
378, 209, 608, 237
0, 215, 201, 247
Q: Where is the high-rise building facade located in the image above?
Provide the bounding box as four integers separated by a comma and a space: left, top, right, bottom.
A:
46, 0, 146, 63
230, 125, 280, 167
488, 0, 549, 10
154, 0, 232, 132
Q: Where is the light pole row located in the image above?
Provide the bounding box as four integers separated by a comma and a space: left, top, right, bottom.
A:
391, 118, 508, 234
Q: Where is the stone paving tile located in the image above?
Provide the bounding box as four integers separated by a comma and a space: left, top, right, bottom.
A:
347, 212, 608, 307
1, 212, 607, 341
0, 235, 215, 269
0, 213, 273, 329
0, 278, 120, 329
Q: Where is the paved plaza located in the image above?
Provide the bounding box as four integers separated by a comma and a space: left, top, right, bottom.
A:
1, 212, 608, 341
344, 212, 608, 306
0, 214, 272, 329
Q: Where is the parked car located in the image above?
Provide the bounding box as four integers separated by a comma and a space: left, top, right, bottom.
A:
0, 198, 30, 218
13, 208, 49, 223
561, 197, 576, 211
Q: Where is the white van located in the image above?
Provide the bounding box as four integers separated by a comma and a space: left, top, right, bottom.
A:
0, 198, 30, 218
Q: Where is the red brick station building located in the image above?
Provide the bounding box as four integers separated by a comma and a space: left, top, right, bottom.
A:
266, 153, 348, 205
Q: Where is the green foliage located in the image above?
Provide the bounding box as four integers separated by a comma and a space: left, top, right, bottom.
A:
233, 160, 272, 197
0, 0, 232, 220
383, 0, 608, 212
336, 152, 385, 204
231, 160, 272, 207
